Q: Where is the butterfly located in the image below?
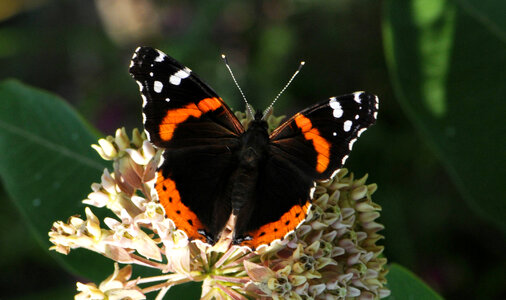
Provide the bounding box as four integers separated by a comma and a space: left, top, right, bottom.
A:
129, 47, 378, 250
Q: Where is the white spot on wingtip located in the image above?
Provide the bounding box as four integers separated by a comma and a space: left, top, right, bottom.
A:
341, 155, 349, 165
355, 114, 359, 120
354, 92, 363, 103
149, 72, 154, 77
373, 111, 378, 119
154, 50, 166, 62
142, 112, 147, 124
330, 168, 341, 178
154, 81, 163, 93
169, 76, 181, 85
329, 97, 343, 118
165, 98, 170, 102
333, 132, 337, 136
343, 120, 353, 132
169, 68, 192, 86
141, 95, 147, 107
129, 60, 134, 68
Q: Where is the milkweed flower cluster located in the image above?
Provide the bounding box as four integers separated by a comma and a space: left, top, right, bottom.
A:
49, 113, 390, 299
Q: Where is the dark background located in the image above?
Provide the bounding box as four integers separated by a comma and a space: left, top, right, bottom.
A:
0, 1, 504, 299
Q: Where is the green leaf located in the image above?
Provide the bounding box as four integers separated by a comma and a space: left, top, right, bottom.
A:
383, 0, 506, 230
0, 79, 111, 281
386, 263, 443, 299
455, 0, 506, 41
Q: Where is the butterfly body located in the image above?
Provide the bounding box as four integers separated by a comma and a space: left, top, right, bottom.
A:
129, 47, 378, 250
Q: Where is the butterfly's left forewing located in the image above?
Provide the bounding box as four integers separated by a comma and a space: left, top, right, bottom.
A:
129, 47, 245, 243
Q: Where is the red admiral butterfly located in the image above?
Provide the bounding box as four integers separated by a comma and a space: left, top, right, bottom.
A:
129, 47, 378, 250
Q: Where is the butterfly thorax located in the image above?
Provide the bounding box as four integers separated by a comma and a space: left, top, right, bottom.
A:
228, 117, 269, 231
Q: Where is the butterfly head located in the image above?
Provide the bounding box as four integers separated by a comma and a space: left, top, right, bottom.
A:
222, 54, 304, 121
254, 110, 264, 121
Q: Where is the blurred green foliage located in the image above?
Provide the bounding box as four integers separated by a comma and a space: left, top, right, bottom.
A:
0, 0, 504, 299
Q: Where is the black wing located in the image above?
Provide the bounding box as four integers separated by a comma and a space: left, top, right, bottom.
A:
240, 92, 378, 249
269, 91, 378, 179
129, 47, 244, 242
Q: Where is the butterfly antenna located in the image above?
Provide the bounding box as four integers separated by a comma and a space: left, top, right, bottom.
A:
262, 61, 305, 120
221, 54, 254, 117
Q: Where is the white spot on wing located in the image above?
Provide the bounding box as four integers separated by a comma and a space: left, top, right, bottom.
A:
154, 50, 165, 62
129, 60, 134, 67
333, 132, 337, 136
149, 72, 154, 77
329, 97, 343, 118
141, 95, 147, 107
355, 114, 359, 120
341, 155, 349, 165
154, 81, 163, 93
354, 92, 363, 103
169, 76, 181, 85
343, 120, 353, 132
374, 111, 378, 119
142, 112, 147, 124
165, 98, 170, 102
169, 68, 192, 86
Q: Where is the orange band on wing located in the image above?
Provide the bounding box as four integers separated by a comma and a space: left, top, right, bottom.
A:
294, 114, 330, 173
159, 97, 223, 141
156, 171, 206, 242
197, 97, 222, 113
240, 201, 310, 249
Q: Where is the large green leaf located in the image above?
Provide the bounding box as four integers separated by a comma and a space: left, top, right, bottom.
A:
386, 263, 443, 299
0, 80, 111, 281
383, 0, 506, 230
0, 80, 204, 299
456, 0, 506, 40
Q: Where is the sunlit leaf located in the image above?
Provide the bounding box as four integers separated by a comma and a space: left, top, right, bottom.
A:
383, 0, 506, 230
